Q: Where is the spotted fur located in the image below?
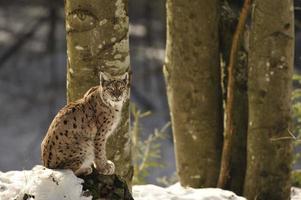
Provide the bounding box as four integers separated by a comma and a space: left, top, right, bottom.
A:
41, 72, 129, 176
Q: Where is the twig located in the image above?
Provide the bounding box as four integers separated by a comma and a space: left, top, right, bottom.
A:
131, 104, 151, 179
270, 129, 301, 142
217, 0, 252, 188
138, 122, 170, 172
138, 134, 153, 171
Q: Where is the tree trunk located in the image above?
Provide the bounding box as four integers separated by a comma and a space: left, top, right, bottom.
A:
164, 0, 223, 187
65, 0, 133, 186
219, 1, 248, 194
244, 0, 294, 199
80, 169, 133, 199
226, 46, 248, 194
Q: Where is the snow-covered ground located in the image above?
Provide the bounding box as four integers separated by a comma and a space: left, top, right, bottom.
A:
0, 165, 245, 200
4, 165, 300, 200
133, 184, 246, 200
292, 187, 301, 200
1, 165, 301, 200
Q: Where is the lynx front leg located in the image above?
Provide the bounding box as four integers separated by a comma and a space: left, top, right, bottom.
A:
94, 138, 115, 175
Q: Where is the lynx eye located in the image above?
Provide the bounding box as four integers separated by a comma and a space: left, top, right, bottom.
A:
119, 86, 125, 90
67, 9, 97, 32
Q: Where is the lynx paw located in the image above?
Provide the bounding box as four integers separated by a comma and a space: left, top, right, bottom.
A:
96, 160, 115, 175
75, 166, 93, 176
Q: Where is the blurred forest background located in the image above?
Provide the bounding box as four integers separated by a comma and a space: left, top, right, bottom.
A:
0, 0, 300, 185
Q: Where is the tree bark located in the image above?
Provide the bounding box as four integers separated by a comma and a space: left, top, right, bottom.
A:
244, 0, 294, 199
65, 0, 133, 186
80, 168, 133, 199
164, 0, 223, 187
218, 1, 249, 194
226, 43, 248, 194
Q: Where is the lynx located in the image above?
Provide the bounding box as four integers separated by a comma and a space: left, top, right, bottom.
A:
41, 72, 129, 176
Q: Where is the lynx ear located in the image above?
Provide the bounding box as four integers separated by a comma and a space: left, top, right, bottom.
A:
100, 72, 109, 87
100, 72, 111, 82
121, 72, 129, 81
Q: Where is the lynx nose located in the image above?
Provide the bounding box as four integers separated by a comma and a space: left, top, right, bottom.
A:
113, 90, 121, 98
112, 92, 121, 101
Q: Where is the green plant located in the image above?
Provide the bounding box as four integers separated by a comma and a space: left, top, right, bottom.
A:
292, 170, 301, 187
130, 104, 171, 185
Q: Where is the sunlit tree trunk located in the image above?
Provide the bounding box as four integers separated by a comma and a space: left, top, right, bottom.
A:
164, 0, 223, 187
244, 0, 294, 199
65, 0, 132, 185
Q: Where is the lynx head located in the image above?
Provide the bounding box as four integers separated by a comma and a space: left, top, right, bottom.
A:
99, 71, 130, 108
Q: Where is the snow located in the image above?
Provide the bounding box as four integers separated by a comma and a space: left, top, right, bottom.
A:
0, 165, 91, 200
1, 166, 301, 200
133, 183, 246, 200
292, 187, 301, 200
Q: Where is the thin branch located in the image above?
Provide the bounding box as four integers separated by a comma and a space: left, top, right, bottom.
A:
217, 0, 252, 188
138, 134, 153, 172
270, 129, 301, 142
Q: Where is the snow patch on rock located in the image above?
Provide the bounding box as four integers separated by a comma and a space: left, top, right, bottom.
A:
0, 165, 91, 200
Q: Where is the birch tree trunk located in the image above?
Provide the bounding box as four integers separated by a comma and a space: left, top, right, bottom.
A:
164, 0, 223, 187
244, 0, 294, 199
64, 0, 132, 185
